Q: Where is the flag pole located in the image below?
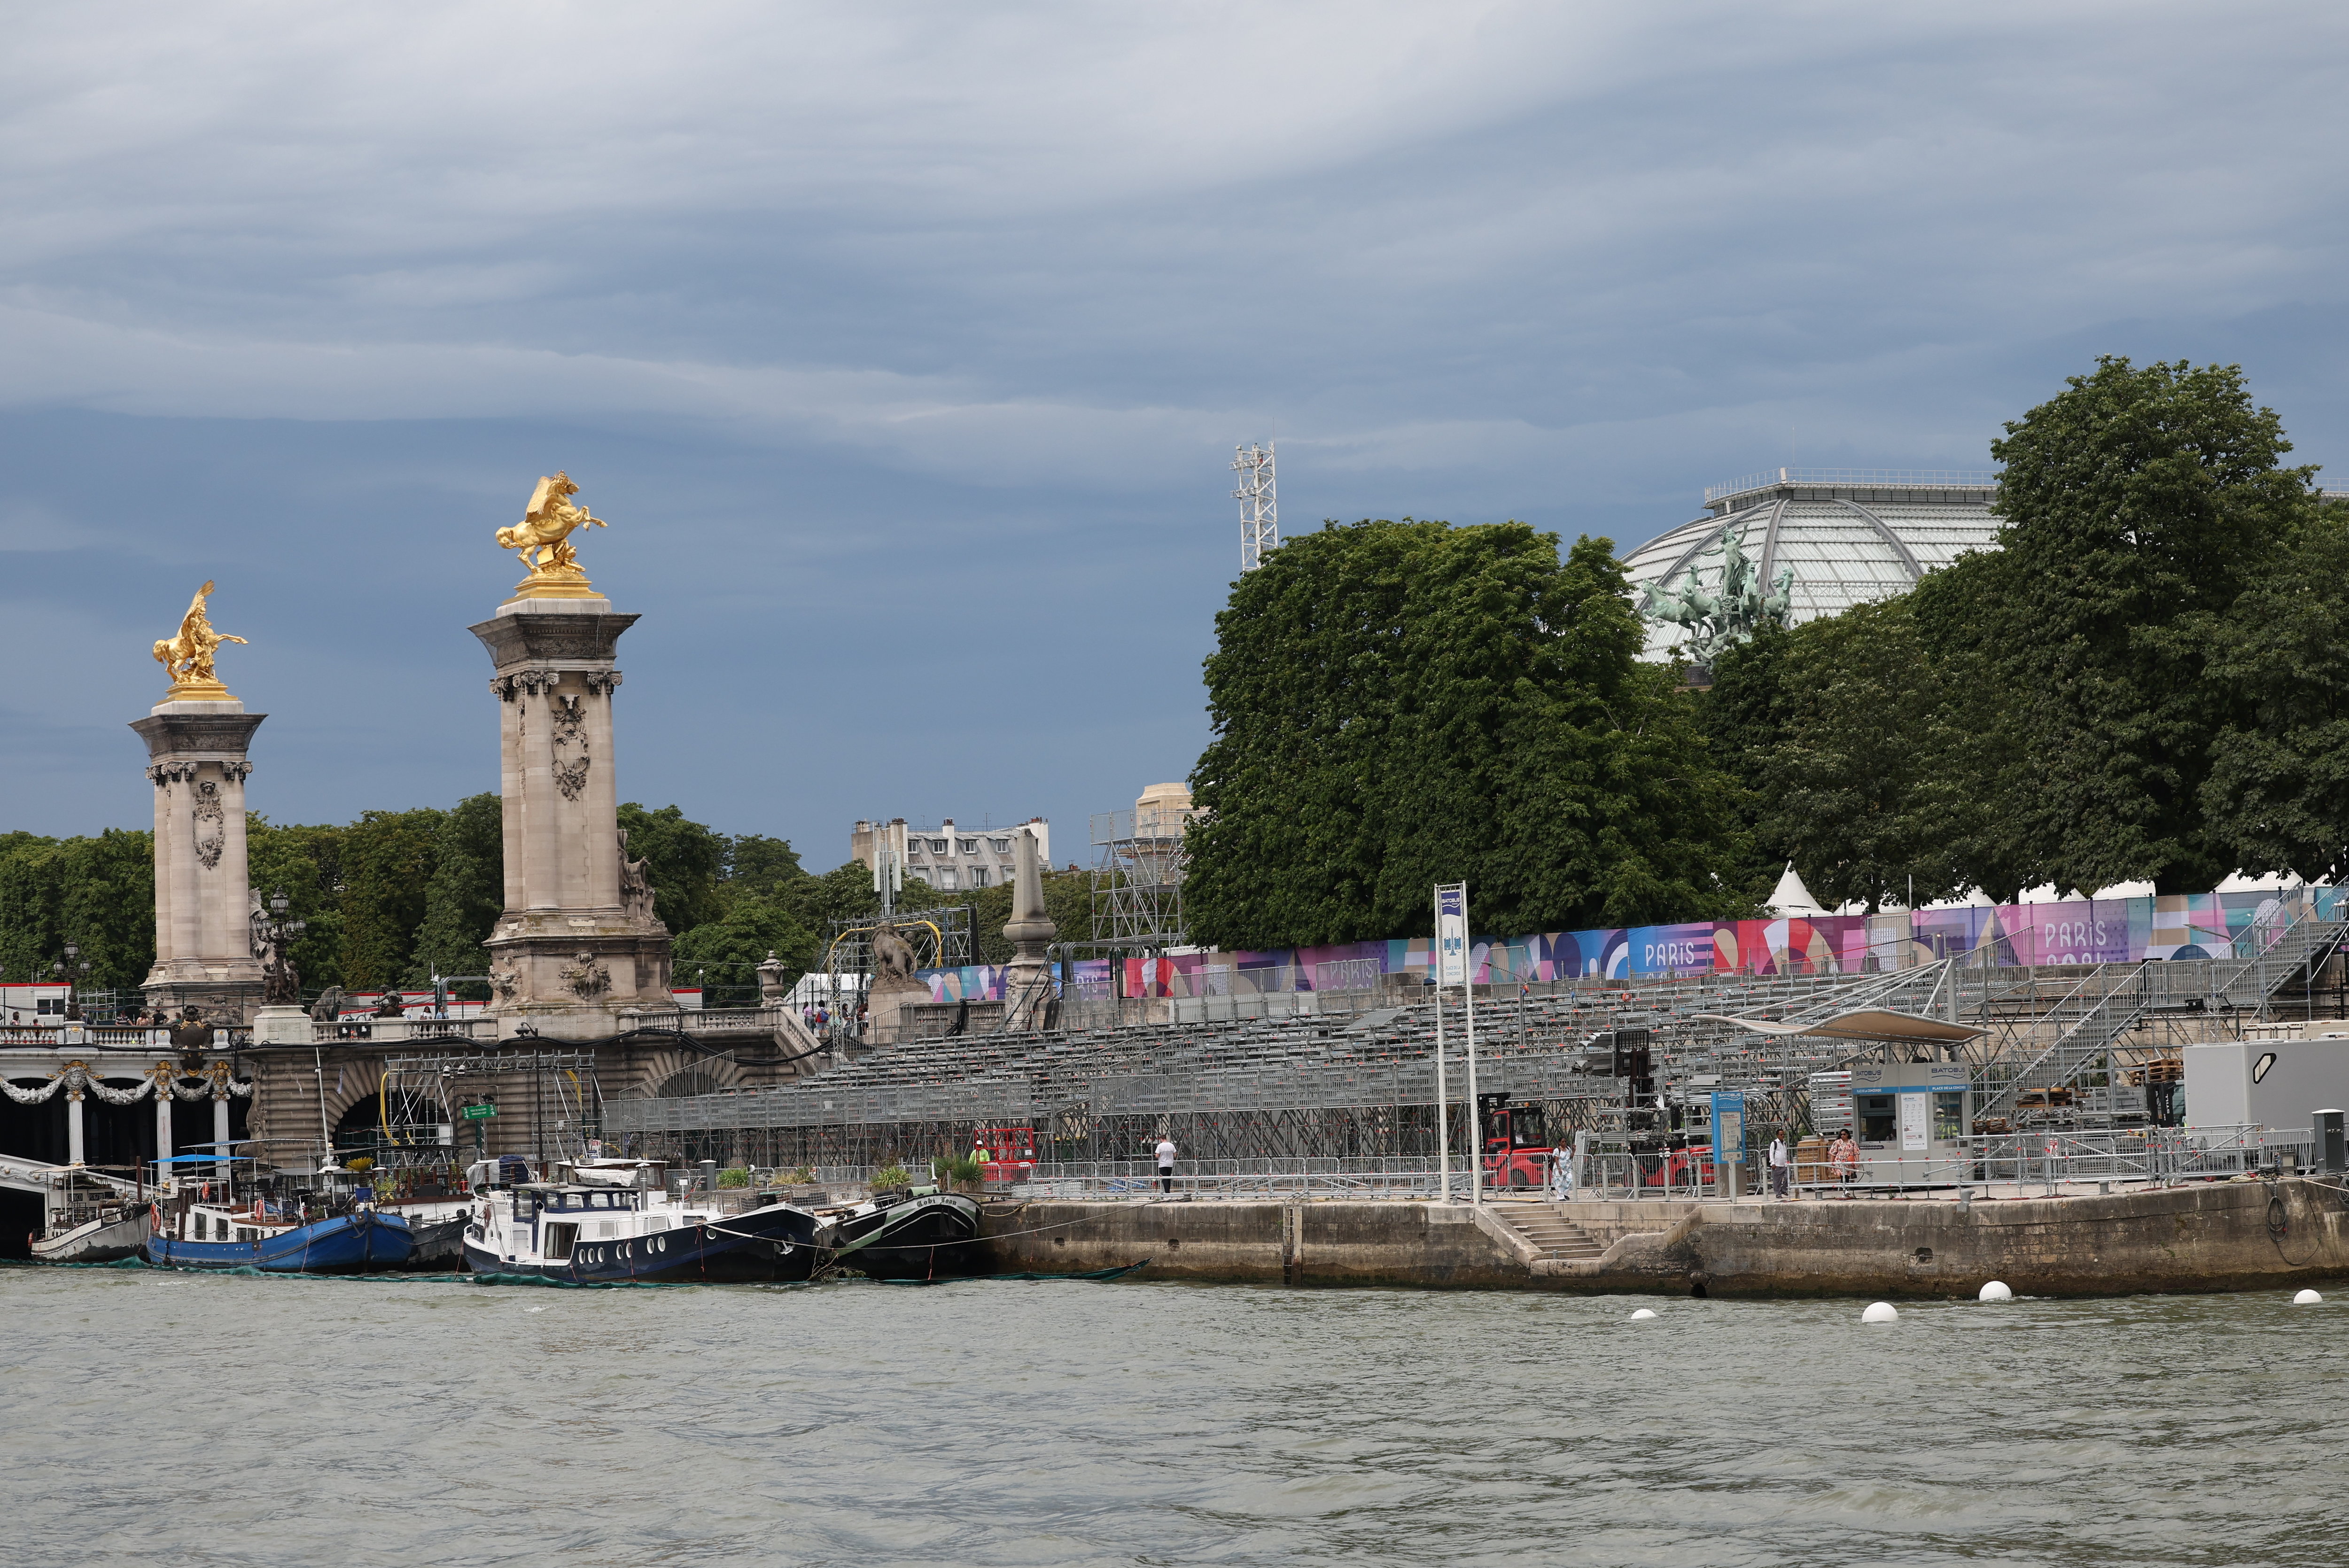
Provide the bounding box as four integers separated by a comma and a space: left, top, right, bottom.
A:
1433, 886, 1449, 1203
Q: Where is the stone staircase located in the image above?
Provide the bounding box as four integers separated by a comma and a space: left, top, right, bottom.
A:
1488, 1202, 1606, 1263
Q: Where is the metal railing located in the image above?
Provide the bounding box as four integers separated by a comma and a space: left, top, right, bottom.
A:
1976, 901, 2349, 1121
1704, 467, 1999, 504
313, 1017, 498, 1044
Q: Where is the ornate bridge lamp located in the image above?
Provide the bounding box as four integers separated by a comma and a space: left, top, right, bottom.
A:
255, 890, 306, 1007
53, 943, 90, 1021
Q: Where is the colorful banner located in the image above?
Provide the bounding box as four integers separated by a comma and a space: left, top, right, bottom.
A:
918, 885, 2341, 999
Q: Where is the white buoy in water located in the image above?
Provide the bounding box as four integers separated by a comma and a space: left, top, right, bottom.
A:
1629, 1307, 1658, 1320
1978, 1281, 2014, 1303
2294, 1289, 2323, 1305
1862, 1301, 1899, 1324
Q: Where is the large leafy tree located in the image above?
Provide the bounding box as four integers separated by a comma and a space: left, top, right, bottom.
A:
616, 802, 726, 935
0, 830, 156, 991
247, 818, 348, 991
2199, 497, 2349, 882
337, 808, 444, 988
1981, 357, 2317, 893
1744, 597, 1963, 913
412, 793, 505, 989
1186, 519, 1754, 948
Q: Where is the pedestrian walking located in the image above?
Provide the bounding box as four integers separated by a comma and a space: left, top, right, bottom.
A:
1830, 1128, 1859, 1195
1154, 1134, 1177, 1194
1550, 1145, 1574, 1201
1768, 1133, 1791, 1199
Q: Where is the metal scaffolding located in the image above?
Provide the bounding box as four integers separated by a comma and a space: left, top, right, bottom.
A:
1089, 808, 1188, 951
371, 1047, 605, 1166
1233, 440, 1277, 572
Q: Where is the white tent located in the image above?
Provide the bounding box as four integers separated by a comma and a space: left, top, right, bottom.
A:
1767, 862, 1828, 917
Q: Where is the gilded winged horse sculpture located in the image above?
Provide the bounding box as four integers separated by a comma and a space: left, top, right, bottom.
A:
152, 581, 247, 696
497, 472, 607, 591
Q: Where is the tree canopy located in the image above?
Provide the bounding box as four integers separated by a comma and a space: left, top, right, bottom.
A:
1711, 357, 2335, 904
1185, 518, 1757, 948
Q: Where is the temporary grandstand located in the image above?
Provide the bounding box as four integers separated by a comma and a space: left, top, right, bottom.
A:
604, 900, 2347, 1174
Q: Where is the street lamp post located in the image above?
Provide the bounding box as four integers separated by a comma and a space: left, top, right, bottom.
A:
53, 943, 90, 1021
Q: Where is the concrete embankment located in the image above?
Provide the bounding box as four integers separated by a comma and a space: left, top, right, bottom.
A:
980, 1177, 2349, 1297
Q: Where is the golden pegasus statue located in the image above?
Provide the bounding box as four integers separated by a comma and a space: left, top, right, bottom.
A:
152, 581, 247, 698
497, 472, 607, 597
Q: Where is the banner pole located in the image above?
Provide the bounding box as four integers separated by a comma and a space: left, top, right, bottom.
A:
1464, 889, 1481, 1209
1433, 887, 1449, 1203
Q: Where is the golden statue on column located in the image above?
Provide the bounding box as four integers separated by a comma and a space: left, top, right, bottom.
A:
152, 581, 248, 701
498, 472, 609, 600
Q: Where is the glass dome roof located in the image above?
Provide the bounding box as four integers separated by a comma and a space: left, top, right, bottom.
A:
1620, 469, 2003, 662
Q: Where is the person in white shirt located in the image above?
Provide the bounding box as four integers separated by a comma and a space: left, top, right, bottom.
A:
1154, 1135, 1177, 1194
1768, 1133, 1791, 1200
1550, 1146, 1574, 1201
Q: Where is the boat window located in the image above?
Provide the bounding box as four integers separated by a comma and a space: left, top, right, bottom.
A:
543, 1222, 578, 1260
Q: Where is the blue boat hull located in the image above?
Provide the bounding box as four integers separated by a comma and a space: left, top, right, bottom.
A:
143, 1211, 414, 1273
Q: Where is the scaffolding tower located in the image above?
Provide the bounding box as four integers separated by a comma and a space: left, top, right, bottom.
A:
1090, 808, 1189, 950
1233, 441, 1277, 572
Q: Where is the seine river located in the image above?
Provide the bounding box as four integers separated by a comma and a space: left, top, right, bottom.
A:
4, 1267, 2345, 1566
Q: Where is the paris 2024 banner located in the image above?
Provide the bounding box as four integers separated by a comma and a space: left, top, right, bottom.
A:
916, 885, 2342, 1005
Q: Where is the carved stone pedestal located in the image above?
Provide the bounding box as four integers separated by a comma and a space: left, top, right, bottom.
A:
132, 699, 265, 1024
472, 595, 673, 1040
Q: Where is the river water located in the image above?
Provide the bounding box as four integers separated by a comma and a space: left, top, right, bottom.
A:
4, 1267, 2346, 1567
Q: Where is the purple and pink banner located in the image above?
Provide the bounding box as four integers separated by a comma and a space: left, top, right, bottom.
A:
915, 885, 2338, 1003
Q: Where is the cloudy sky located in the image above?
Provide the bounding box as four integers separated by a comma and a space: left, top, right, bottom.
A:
4, 2, 2345, 867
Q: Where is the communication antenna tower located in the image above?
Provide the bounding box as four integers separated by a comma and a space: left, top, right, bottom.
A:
1233, 441, 1277, 572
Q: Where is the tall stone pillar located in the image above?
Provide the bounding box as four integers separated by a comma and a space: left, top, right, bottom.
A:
132, 582, 265, 1024
473, 474, 671, 1040
1000, 826, 1059, 1032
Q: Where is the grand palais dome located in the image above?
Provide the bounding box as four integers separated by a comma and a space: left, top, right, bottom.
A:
1620, 469, 2003, 663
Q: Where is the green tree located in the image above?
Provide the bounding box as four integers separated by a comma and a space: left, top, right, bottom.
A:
1746, 598, 1962, 913
616, 802, 725, 934
1186, 519, 1754, 948
247, 818, 349, 993
673, 898, 820, 1000
338, 808, 444, 988
1983, 357, 2317, 893
2199, 497, 2349, 882
0, 831, 155, 993
413, 793, 505, 989
723, 834, 805, 899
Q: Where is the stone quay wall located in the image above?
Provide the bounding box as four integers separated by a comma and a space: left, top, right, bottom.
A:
979, 1178, 2349, 1298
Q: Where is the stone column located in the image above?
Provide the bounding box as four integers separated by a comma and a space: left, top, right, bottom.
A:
155, 1085, 175, 1169
213, 1091, 232, 1185
1000, 827, 1058, 1032
132, 702, 266, 1024
473, 599, 671, 1040
67, 1084, 85, 1167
